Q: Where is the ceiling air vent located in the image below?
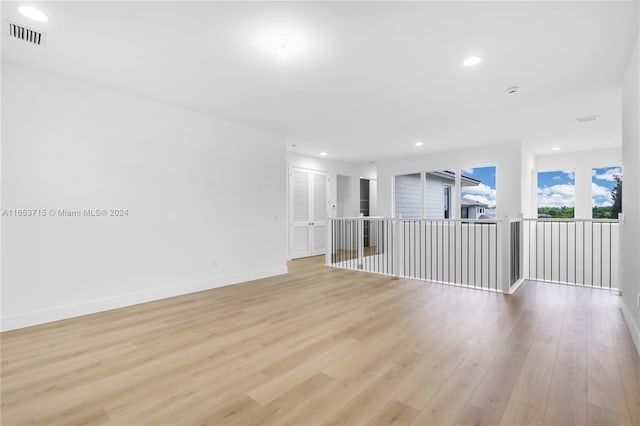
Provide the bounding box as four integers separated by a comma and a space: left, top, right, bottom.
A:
575, 115, 599, 123
8, 21, 45, 46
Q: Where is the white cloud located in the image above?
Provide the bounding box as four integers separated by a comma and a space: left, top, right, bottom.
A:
552, 175, 561, 181
537, 184, 575, 208
591, 182, 612, 208
591, 182, 611, 198
593, 167, 622, 182
461, 168, 474, 175
462, 183, 495, 197
562, 170, 575, 181
462, 183, 496, 206
463, 194, 493, 206
593, 198, 613, 207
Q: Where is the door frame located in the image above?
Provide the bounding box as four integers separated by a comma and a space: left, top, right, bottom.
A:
288, 165, 329, 260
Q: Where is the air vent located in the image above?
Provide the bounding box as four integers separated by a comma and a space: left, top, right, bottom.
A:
575, 115, 599, 123
8, 22, 45, 46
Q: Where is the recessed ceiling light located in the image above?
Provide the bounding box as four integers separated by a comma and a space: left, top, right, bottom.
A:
320, 152, 327, 156
415, 141, 424, 147
277, 38, 289, 60
18, 6, 48, 23
462, 56, 482, 67
552, 147, 562, 151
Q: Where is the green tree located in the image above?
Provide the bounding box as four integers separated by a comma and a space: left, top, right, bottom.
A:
611, 176, 622, 218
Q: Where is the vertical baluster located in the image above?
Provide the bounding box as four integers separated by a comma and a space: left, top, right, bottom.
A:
467, 221, 470, 286
609, 222, 612, 288
553, 222, 557, 281
419, 220, 423, 280
332, 220, 335, 265
387, 220, 390, 274
473, 222, 476, 287
528, 221, 531, 280
582, 221, 585, 286
436, 221, 439, 281
600, 221, 603, 288
495, 222, 498, 290
454, 221, 457, 284
573, 219, 578, 284
543, 221, 546, 281
535, 219, 540, 280
448, 221, 451, 283
591, 220, 595, 287
565, 222, 568, 283
481, 222, 484, 289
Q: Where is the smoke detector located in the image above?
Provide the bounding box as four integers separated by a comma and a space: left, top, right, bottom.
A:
7, 21, 45, 46
575, 115, 599, 123
505, 86, 519, 94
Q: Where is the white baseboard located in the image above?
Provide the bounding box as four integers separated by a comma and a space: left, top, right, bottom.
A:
509, 277, 526, 294
1, 265, 288, 332
621, 299, 640, 355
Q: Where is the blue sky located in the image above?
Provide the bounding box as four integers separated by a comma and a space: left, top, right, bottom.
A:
537, 170, 576, 208
536, 167, 622, 208
592, 166, 622, 207
460, 166, 496, 207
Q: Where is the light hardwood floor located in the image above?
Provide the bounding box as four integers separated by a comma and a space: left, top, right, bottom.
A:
1, 256, 638, 426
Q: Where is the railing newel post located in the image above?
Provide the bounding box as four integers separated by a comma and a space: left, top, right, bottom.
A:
393, 217, 401, 279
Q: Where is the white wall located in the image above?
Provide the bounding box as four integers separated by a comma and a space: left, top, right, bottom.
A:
521, 147, 537, 218
377, 142, 524, 219
336, 174, 351, 217
620, 31, 640, 352
1, 62, 288, 331
536, 147, 622, 219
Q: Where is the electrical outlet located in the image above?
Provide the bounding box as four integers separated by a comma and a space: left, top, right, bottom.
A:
637, 292, 640, 307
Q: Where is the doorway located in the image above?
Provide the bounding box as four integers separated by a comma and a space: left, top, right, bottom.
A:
289, 166, 328, 259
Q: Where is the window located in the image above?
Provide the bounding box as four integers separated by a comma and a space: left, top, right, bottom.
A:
443, 185, 451, 218
592, 166, 622, 218
394, 167, 497, 220
425, 169, 456, 219
460, 166, 496, 219
537, 170, 575, 218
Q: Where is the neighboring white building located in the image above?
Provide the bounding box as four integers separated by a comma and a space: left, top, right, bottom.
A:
394, 170, 484, 219
461, 196, 493, 219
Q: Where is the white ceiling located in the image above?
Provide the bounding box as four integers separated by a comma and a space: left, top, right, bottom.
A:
2, 1, 639, 162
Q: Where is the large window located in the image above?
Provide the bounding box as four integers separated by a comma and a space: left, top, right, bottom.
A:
460, 166, 496, 219
537, 170, 575, 218
425, 169, 456, 219
394, 167, 497, 220
592, 166, 622, 218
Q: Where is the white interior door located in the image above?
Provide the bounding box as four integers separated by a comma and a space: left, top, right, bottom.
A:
311, 172, 327, 255
290, 167, 328, 259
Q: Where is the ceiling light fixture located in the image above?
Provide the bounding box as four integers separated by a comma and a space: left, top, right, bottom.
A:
552, 147, 562, 151
320, 152, 327, 156
415, 141, 424, 147
277, 38, 289, 60
506, 86, 519, 94
18, 6, 48, 23
462, 56, 482, 67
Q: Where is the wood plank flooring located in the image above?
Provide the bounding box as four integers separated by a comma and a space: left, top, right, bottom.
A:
1, 256, 638, 426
